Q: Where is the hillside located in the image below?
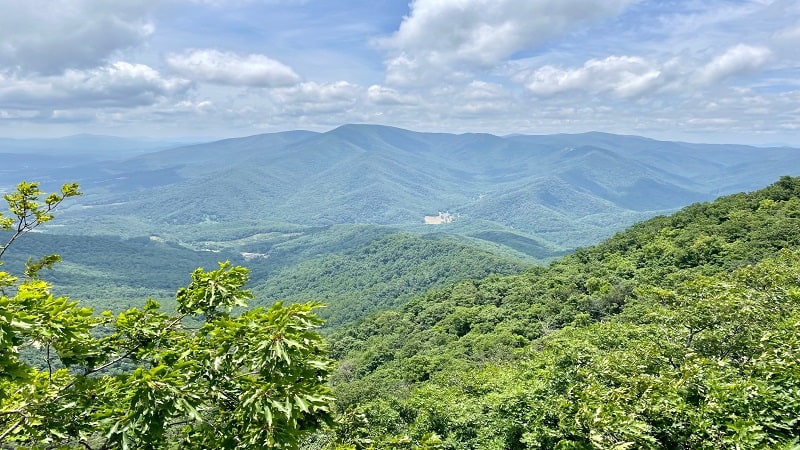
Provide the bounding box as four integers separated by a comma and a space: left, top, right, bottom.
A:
4, 125, 799, 333
250, 232, 527, 327
3, 169, 800, 447
11, 124, 796, 255
0, 226, 526, 326
320, 176, 800, 448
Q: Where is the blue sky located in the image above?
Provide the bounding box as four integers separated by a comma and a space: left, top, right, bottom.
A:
0, 0, 798, 145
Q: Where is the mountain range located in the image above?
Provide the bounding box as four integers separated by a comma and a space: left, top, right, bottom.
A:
10, 124, 795, 251
3, 123, 799, 327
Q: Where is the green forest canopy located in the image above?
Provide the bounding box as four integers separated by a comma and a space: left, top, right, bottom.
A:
322, 175, 800, 449
2, 176, 800, 448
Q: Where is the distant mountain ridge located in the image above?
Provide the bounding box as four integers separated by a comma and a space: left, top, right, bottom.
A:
0, 134, 199, 158
14, 124, 800, 252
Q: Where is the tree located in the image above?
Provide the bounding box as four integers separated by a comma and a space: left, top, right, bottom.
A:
0, 182, 335, 449
323, 177, 800, 449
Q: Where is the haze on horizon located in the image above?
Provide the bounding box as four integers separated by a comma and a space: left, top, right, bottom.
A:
0, 0, 798, 146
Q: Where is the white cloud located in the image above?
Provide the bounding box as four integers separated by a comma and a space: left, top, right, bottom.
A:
366, 85, 417, 105
381, 0, 636, 84
0, 0, 796, 145
173, 100, 214, 112
48, 109, 99, 123
449, 81, 511, 115
383, 54, 475, 88
772, 22, 800, 59
697, 44, 772, 85
0, 109, 40, 120
0, 62, 191, 109
0, 0, 157, 75
166, 49, 301, 87
774, 22, 800, 44
463, 80, 509, 100
521, 56, 662, 98
270, 81, 361, 115
186, 0, 309, 6
453, 101, 508, 116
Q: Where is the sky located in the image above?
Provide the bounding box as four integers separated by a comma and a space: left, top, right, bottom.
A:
0, 0, 798, 145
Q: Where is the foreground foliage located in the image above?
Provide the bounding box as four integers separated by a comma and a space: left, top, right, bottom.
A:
326, 176, 800, 448
0, 182, 334, 449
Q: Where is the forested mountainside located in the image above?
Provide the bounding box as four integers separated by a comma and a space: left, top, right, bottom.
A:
2, 175, 800, 448
9, 125, 798, 254
315, 176, 800, 449
4, 128, 800, 448
4, 126, 799, 333
0, 229, 526, 324
249, 232, 527, 328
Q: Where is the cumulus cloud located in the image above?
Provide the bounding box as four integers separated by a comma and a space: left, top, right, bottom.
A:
0, 62, 191, 109
381, 0, 636, 84
173, 100, 214, 112
186, 0, 309, 6
446, 81, 511, 115
366, 85, 417, 105
697, 44, 772, 85
521, 56, 662, 98
0, 0, 795, 145
462, 80, 509, 100
0, 1, 156, 75
270, 81, 361, 115
166, 49, 301, 87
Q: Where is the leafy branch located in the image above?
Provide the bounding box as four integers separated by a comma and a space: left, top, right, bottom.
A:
0, 181, 81, 260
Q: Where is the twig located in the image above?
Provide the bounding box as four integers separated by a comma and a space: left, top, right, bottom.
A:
0, 416, 25, 443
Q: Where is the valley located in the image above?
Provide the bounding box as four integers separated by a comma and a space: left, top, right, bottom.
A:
4, 1, 799, 447
3, 125, 799, 329
2, 127, 800, 448
35, 126, 800, 247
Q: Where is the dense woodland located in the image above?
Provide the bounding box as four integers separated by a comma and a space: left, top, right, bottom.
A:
1, 176, 800, 448
0, 230, 527, 327
19, 126, 800, 254
317, 176, 800, 448
253, 233, 527, 327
